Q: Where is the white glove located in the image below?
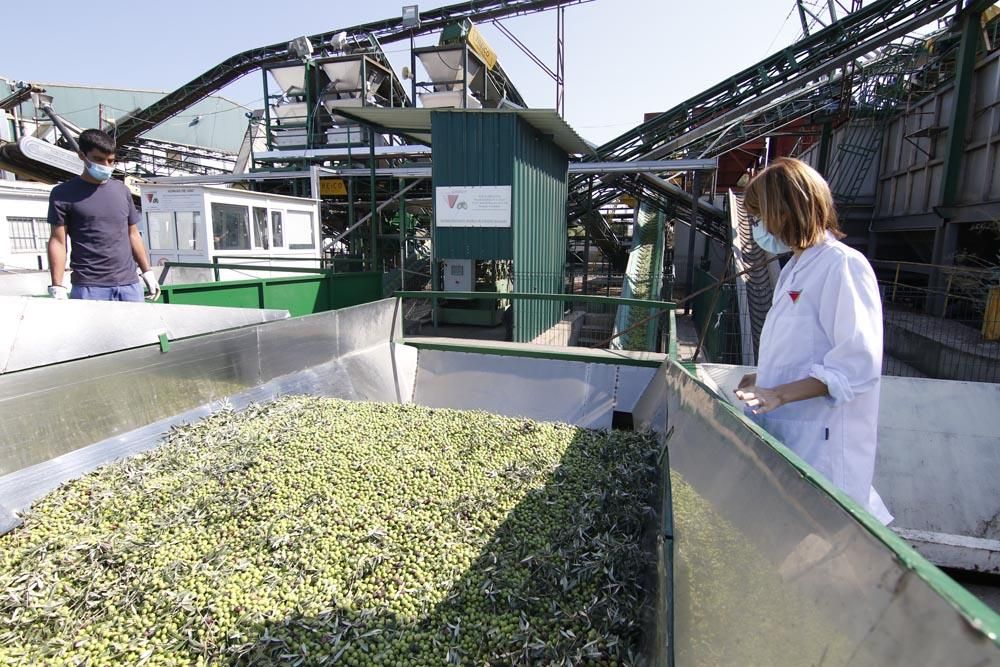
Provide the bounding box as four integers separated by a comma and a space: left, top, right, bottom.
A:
140, 270, 161, 301
48, 285, 69, 300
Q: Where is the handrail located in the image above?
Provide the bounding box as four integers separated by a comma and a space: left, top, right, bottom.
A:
210, 254, 364, 264
164, 260, 335, 275
394, 290, 676, 311
872, 259, 998, 276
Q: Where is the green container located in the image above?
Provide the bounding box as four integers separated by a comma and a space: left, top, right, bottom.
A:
160, 272, 383, 317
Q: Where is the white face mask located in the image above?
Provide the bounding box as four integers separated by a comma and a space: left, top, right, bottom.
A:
85, 160, 114, 182
752, 221, 791, 254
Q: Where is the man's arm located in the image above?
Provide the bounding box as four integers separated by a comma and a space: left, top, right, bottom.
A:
129, 224, 161, 300
48, 225, 67, 287
129, 224, 152, 273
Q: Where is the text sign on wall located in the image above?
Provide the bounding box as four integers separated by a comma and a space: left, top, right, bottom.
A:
435, 186, 511, 228
142, 188, 203, 212
319, 178, 347, 196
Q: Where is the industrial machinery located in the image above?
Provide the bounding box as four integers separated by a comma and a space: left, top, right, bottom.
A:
410, 18, 524, 109
1, 297, 999, 664
262, 33, 408, 153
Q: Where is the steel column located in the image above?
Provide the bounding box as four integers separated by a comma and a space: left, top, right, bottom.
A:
685, 172, 700, 314
931, 5, 982, 314
370, 132, 378, 271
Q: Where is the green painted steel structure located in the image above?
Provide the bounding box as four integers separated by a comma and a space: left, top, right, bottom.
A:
430, 110, 568, 343
159, 271, 382, 317
431, 112, 517, 260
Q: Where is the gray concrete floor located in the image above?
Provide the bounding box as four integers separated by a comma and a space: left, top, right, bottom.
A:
674, 312, 701, 361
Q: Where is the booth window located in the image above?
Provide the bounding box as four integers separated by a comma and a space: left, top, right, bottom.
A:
271, 211, 284, 248
175, 212, 201, 251
8, 217, 48, 252
211, 203, 251, 250
253, 207, 270, 250
286, 210, 315, 250
146, 212, 177, 250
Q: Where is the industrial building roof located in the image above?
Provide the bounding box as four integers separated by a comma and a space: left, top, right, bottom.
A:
335, 107, 595, 156
0, 78, 249, 154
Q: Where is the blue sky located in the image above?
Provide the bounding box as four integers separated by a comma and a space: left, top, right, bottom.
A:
4, 0, 805, 144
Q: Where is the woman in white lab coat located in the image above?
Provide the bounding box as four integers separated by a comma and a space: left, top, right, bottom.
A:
734, 158, 892, 524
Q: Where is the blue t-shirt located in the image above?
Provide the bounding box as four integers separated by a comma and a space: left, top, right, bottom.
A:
47, 177, 141, 286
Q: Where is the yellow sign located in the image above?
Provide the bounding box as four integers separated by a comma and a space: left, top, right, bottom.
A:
467, 25, 498, 70
320, 178, 348, 196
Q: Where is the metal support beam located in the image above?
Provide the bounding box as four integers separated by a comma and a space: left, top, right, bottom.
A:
931, 4, 982, 314
330, 178, 425, 245
557, 7, 566, 116
399, 177, 407, 288
571, 159, 718, 174
369, 132, 378, 271
817, 121, 833, 176
797, 0, 813, 36
939, 8, 981, 211
685, 172, 701, 314
309, 165, 320, 199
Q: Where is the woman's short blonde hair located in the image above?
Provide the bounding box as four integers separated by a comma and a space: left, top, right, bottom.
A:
744, 157, 842, 249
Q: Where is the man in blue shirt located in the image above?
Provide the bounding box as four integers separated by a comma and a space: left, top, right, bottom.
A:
46, 129, 160, 301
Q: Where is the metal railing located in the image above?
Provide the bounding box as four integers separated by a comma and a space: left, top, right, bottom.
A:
395, 290, 676, 356
685, 261, 1000, 382
878, 261, 1000, 382
210, 254, 366, 276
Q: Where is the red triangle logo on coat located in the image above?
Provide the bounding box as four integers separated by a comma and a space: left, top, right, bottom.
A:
788, 290, 802, 303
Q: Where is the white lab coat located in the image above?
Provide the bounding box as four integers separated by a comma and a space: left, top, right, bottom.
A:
752, 232, 893, 524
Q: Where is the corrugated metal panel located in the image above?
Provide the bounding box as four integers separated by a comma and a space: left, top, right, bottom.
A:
17, 84, 248, 153
876, 49, 1000, 219
430, 111, 569, 343
431, 112, 516, 260
511, 115, 568, 343
343, 107, 592, 155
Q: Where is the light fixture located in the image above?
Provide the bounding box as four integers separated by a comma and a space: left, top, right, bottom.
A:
402, 5, 419, 28
288, 36, 314, 60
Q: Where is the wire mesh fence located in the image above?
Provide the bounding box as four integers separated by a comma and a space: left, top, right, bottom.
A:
687, 264, 1000, 383
880, 270, 1000, 382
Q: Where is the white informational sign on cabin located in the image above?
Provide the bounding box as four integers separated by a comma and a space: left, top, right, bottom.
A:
435, 186, 512, 228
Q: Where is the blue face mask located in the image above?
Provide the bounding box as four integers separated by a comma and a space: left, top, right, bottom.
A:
85, 160, 114, 182
752, 220, 791, 254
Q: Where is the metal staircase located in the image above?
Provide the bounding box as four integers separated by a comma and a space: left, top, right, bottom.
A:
826, 37, 945, 208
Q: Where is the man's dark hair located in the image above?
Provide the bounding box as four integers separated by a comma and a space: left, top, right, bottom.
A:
78, 129, 116, 156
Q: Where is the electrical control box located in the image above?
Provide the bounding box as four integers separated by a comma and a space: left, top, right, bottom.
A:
442, 259, 474, 292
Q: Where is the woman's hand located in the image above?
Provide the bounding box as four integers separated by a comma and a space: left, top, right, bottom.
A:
734, 377, 830, 414
734, 384, 785, 415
